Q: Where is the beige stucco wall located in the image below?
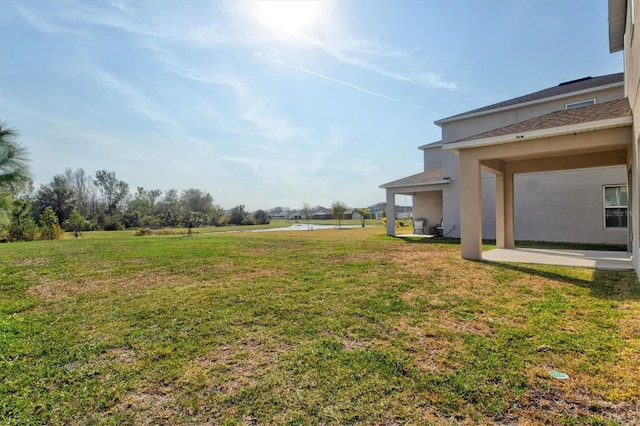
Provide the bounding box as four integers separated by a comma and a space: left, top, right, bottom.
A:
514, 167, 628, 244
412, 191, 443, 231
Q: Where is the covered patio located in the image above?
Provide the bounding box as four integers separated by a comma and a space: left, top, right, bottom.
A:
380, 168, 450, 236
445, 98, 634, 262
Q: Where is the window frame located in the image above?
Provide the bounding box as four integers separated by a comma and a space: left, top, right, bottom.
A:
603, 184, 628, 229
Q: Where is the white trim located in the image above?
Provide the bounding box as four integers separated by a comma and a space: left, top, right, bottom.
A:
444, 116, 633, 151
434, 81, 624, 126
418, 141, 442, 150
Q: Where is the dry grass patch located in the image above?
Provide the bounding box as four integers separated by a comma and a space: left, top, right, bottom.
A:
27, 270, 181, 301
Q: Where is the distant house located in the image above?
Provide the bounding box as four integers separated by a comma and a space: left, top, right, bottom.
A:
310, 206, 332, 220
351, 209, 363, 220
367, 202, 386, 220
395, 206, 412, 220
269, 212, 288, 220
350, 208, 373, 221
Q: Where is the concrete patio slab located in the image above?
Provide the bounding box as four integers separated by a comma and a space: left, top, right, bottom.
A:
482, 248, 633, 270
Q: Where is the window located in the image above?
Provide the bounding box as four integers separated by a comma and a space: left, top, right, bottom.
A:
604, 185, 627, 228
565, 99, 596, 110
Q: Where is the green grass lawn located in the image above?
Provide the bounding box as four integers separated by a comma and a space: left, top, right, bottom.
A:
1, 227, 639, 425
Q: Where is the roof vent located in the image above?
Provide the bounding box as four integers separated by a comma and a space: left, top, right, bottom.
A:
558, 76, 592, 86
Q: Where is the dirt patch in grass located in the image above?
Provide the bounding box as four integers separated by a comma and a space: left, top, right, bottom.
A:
114, 386, 175, 425
99, 348, 137, 365
11, 257, 51, 267
518, 385, 640, 424
341, 338, 371, 351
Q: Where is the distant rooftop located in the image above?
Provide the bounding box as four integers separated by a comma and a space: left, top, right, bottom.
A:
435, 73, 624, 125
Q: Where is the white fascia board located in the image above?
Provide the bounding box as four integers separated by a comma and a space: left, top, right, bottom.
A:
418, 141, 443, 150
379, 179, 450, 189
434, 82, 625, 126
443, 116, 633, 152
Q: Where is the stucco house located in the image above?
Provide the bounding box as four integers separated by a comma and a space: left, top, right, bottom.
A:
382, 73, 629, 244
382, 0, 640, 276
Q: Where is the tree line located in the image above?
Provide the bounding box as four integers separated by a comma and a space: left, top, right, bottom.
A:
0, 123, 270, 241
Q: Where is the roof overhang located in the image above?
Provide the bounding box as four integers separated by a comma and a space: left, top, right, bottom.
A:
609, 0, 627, 53
379, 179, 450, 189
444, 116, 633, 152
434, 81, 624, 126
418, 141, 443, 150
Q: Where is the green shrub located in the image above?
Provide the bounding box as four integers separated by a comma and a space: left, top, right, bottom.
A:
39, 206, 64, 240
7, 217, 37, 241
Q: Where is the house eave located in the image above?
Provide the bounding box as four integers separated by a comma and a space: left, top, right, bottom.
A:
379, 179, 450, 189
418, 141, 443, 150
434, 81, 625, 127
608, 0, 626, 53
444, 116, 633, 152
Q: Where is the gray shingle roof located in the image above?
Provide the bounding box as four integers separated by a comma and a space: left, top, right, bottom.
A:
451, 98, 631, 143
436, 73, 624, 124
380, 168, 447, 188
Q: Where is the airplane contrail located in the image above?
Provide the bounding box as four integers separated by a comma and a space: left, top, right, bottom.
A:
255, 52, 440, 114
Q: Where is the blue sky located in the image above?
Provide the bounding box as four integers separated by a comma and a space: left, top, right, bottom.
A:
0, 0, 622, 211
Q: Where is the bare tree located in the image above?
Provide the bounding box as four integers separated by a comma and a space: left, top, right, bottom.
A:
302, 203, 311, 230
63, 168, 97, 218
